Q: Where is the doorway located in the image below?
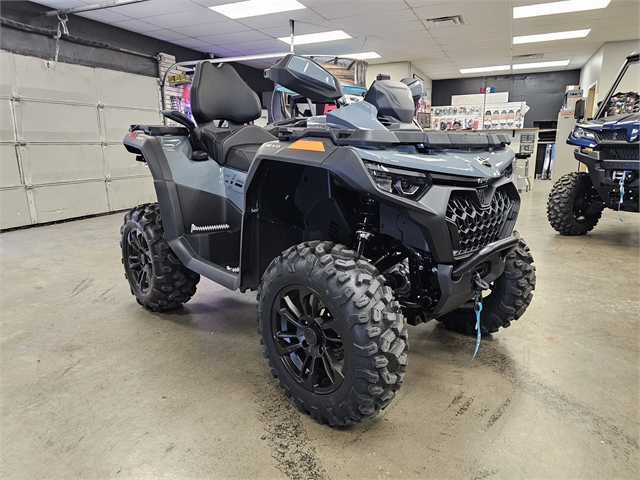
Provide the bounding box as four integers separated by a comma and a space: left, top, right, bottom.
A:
586, 83, 597, 119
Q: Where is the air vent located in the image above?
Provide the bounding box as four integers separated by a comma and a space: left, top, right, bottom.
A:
513, 53, 543, 61
422, 15, 465, 29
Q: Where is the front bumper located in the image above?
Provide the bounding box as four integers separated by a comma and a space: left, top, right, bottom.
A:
575, 148, 639, 211
429, 233, 519, 318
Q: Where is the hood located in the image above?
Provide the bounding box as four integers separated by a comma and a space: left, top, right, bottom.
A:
579, 112, 640, 128
577, 112, 640, 142
352, 146, 513, 179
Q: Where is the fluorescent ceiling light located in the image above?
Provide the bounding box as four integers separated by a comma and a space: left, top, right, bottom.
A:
514, 29, 590, 44
459, 65, 511, 74
513, 60, 570, 70
339, 52, 381, 60
210, 0, 305, 19
514, 0, 610, 19
278, 30, 351, 45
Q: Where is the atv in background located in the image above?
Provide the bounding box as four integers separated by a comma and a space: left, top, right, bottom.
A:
547, 51, 639, 235
121, 54, 535, 426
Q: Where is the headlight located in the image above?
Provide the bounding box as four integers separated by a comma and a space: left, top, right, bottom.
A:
573, 127, 596, 140
365, 161, 429, 198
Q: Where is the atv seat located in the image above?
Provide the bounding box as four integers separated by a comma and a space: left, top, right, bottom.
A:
190, 61, 275, 171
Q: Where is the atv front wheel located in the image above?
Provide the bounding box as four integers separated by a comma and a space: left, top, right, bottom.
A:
257, 242, 408, 427
547, 172, 604, 235
439, 234, 535, 335
121, 203, 199, 311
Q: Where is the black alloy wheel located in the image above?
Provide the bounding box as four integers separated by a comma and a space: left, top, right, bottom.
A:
124, 226, 152, 294
272, 285, 345, 394
120, 204, 199, 311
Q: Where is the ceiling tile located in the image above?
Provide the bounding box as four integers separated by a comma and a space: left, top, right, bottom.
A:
218, 43, 291, 55
371, 21, 432, 39
200, 30, 272, 45
110, 19, 161, 33
310, 0, 409, 20
330, 10, 418, 34
233, 9, 326, 29
106, 0, 204, 18
77, 9, 131, 23
258, 21, 336, 38
234, 15, 290, 30
172, 20, 252, 37
299, 0, 354, 7
434, 35, 508, 47
298, 39, 376, 55
214, 39, 285, 51
37, 0, 86, 9
145, 29, 190, 41
140, 9, 228, 29
172, 37, 212, 49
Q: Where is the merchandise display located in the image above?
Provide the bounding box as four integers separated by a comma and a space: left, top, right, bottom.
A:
432, 101, 528, 131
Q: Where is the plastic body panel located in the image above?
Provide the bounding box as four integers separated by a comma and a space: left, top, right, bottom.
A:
124, 132, 242, 290
126, 126, 520, 316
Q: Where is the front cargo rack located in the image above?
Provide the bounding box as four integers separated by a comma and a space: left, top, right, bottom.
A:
276, 126, 511, 149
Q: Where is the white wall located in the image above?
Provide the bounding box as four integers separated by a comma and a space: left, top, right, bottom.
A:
411, 65, 433, 97
366, 62, 411, 87
602, 40, 640, 95
579, 39, 640, 110
579, 45, 604, 103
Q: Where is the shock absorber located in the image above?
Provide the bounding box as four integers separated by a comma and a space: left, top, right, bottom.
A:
356, 196, 377, 256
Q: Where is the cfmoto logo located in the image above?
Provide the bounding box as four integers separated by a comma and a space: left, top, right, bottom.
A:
475, 156, 492, 168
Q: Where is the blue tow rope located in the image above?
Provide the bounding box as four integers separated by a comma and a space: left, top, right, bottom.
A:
467, 274, 488, 368
466, 301, 483, 368
617, 171, 630, 222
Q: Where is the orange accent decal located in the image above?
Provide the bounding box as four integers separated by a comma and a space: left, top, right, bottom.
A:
288, 140, 325, 152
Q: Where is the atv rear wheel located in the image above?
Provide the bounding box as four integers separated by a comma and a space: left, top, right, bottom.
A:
121, 203, 199, 311
439, 234, 535, 335
547, 172, 604, 235
257, 242, 408, 427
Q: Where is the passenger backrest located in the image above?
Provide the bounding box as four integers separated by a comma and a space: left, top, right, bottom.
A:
191, 62, 262, 125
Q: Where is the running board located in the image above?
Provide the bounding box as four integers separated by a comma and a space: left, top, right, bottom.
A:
168, 236, 241, 291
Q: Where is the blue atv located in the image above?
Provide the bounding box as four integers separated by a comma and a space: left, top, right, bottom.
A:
121, 55, 535, 426
548, 51, 639, 235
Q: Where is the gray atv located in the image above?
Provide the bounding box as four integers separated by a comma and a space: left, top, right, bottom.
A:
121, 54, 536, 426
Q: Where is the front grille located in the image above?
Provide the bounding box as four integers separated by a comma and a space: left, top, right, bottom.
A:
446, 188, 514, 257
603, 147, 640, 161
598, 129, 627, 141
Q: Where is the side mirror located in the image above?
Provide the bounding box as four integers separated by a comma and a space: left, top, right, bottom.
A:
400, 77, 424, 102
574, 98, 585, 120
265, 54, 343, 103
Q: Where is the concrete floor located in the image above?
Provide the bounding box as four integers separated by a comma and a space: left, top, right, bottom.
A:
1, 181, 638, 479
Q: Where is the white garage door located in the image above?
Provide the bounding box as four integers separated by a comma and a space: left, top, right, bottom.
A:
0, 51, 161, 230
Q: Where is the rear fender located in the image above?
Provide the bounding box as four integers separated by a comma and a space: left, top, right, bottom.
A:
122, 132, 240, 290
